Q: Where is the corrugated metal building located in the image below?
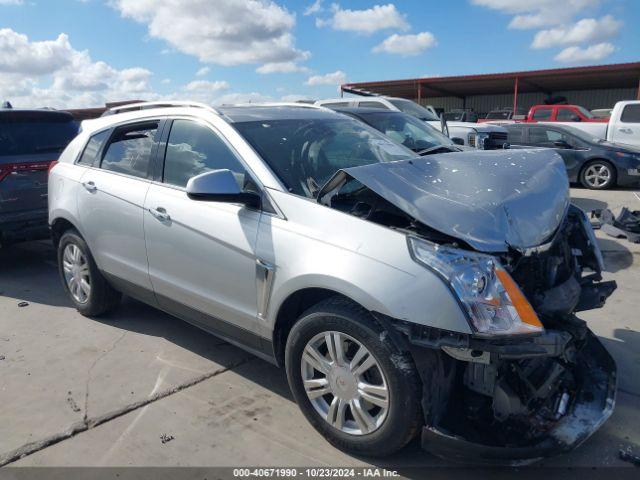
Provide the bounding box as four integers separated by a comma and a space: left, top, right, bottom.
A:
340, 62, 640, 116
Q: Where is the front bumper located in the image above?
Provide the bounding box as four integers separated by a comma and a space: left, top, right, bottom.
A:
417, 328, 616, 465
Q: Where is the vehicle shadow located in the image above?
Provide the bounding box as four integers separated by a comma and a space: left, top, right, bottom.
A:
0, 240, 71, 308
599, 239, 634, 273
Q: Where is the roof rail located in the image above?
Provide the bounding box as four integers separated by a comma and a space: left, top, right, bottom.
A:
220, 102, 325, 110
340, 86, 378, 97
101, 101, 219, 117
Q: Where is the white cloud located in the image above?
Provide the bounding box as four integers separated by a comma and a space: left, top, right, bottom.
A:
372, 32, 437, 56
161, 78, 172, 84
554, 42, 616, 63
304, 0, 322, 16
0, 28, 156, 108
256, 61, 310, 74
110, 0, 309, 67
305, 70, 347, 86
470, 0, 600, 29
195, 66, 210, 77
532, 15, 621, 49
316, 3, 409, 35
0, 0, 23, 5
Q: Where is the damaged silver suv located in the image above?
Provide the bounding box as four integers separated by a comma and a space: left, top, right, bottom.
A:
48, 102, 616, 464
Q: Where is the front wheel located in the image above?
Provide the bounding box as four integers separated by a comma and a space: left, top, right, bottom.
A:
581, 160, 616, 189
285, 298, 422, 457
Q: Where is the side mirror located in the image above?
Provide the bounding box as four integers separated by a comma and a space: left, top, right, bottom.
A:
186, 169, 261, 208
451, 137, 465, 146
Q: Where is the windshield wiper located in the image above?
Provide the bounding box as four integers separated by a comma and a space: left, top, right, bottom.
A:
416, 145, 458, 155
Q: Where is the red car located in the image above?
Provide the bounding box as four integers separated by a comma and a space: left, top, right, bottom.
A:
523, 105, 609, 123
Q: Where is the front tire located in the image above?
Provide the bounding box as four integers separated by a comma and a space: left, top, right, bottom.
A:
57, 229, 121, 316
285, 297, 422, 457
581, 160, 616, 189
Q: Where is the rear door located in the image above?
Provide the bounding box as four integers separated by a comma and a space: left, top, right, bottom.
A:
77, 119, 163, 298
610, 103, 640, 147
0, 112, 78, 217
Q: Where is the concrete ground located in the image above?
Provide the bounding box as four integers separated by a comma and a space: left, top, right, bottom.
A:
0, 187, 639, 471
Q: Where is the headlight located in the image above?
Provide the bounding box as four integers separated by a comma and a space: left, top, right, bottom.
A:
475, 132, 490, 150
407, 237, 544, 336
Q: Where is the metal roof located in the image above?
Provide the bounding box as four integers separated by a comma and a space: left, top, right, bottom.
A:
342, 62, 640, 99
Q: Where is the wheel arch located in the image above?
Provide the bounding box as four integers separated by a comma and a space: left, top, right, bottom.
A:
51, 215, 82, 248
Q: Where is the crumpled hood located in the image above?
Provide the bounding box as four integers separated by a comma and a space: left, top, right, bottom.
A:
320, 149, 569, 252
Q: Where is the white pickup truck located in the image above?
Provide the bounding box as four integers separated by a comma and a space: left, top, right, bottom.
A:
538, 101, 640, 147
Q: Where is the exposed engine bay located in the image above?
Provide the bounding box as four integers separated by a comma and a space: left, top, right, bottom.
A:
319, 156, 617, 464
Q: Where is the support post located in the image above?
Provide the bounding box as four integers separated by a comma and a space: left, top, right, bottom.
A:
417, 82, 422, 104
513, 77, 519, 115
637, 77, 640, 100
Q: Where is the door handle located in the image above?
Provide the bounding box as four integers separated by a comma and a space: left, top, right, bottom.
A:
82, 181, 97, 192
618, 127, 633, 134
149, 207, 170, 222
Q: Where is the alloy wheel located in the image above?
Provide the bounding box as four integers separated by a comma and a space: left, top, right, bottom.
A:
584, 163, 612, 188
62, 243, 91, 304
301, 331, 389, 435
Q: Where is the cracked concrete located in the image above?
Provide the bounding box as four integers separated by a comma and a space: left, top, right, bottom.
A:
0, 187, 638, 467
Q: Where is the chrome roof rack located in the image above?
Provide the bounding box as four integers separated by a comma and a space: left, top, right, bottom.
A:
101, 101, 219, 117
219, 102, 325, 110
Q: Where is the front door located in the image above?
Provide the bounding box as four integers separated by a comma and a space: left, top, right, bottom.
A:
143, 118, 263, 343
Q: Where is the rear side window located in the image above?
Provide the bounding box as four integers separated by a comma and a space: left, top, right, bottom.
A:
621, 104, 640, 123
100, 121, 159, 178
0, 113, 78, 157
532, 108, 552, 120
358, 101, 389, 109
76, 130, 110, 166
163, 119, 248, 188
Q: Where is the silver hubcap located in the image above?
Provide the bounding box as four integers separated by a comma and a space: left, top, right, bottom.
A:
584, 164, 611, 188
62, 244, 91, 304
301, 331, 389, 435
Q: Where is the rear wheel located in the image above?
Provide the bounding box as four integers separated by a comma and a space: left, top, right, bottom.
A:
57, 229, 121, 316
581, 160, 616, 189
285, 297, 422, 457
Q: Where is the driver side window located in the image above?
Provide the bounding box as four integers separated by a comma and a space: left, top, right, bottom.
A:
162, 119, 251, 190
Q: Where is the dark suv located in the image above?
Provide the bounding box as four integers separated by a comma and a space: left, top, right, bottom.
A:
0, 109, 79, 246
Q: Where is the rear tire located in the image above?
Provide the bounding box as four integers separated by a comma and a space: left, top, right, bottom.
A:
57, 229, 121, 316
580, 160, 616, 190
285, 297, 422, 457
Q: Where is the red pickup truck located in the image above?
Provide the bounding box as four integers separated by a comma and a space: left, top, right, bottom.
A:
523, 105, 609, 123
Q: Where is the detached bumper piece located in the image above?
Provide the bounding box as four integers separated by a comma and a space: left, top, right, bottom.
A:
418, 327, 616, 465
592, 208, 640, 243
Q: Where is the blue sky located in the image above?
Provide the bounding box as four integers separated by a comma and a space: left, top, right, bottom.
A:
1, 0, 638, 108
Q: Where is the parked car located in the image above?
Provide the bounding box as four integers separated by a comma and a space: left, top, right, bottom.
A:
49, 101, 616, 464
0, 108, 79, 246
523, 104, 608, 123
316, 96, 510, 149
333, 107, 465, 155
503, 123, 640, 189
442, 109, 478, 123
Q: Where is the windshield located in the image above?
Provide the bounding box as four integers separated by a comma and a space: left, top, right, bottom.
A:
486, 111, 511, 120
233, 118, 415, 198
356, 111, 455, 152
0, 116, 79, 156
388, 99, 439, 121
575, 106, 595, 119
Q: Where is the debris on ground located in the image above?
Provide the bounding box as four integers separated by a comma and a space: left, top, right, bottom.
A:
17, 301, 29, 307
160, 433, 175, 444
592, 208, 640, 243
0, 355, 5, 361
66, 391, 81, 413
619, 447, 640, 466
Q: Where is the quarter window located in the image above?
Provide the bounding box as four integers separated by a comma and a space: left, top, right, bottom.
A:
532, 108, 552, 121
77, 130, 110, 166
163, 120, 249, 189
621, 104, 640, 123
100, 122, 159, 178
